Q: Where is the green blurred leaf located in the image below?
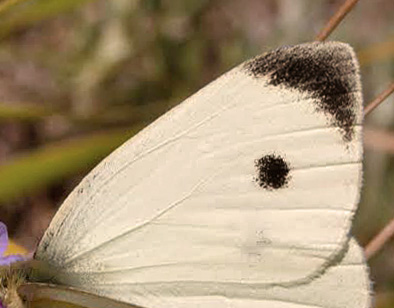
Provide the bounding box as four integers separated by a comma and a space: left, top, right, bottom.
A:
0, 0, 27, 15
0, 0, 96, 38
0, 126, 142, 205
358, 40, 394, 67
0, 103, 55, 120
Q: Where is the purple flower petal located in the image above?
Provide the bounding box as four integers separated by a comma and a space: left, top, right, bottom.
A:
0, 254, 26, 266
0, 222, 8, 256
0, 222, 29, 268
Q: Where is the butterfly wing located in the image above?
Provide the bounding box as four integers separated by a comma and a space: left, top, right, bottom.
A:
18, 283, 142, 308
23, 239, 370, 308
32, 42, 366, 307
116, 238, 369, 308
25, 242, 370, 308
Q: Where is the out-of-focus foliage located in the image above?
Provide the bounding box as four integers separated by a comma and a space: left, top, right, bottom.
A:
0, 103, 54, 120
0, 0, 392, 307
0, 0, 96, 38
0, 127, 138, 205
358, 41, 394, 66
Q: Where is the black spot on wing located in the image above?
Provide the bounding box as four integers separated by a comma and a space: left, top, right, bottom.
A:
255, 154, 290, 190
244, 42, 361, 141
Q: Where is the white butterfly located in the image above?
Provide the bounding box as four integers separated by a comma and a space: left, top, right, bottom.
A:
13, 42, 371, 308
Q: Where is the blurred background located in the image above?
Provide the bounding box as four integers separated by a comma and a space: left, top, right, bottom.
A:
0, 0, 392, 306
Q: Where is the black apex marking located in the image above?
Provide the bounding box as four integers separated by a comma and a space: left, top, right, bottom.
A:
244, 42, 361, 142
255, 154, 290, 190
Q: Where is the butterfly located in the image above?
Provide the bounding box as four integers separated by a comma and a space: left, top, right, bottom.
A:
2, 41, 371, 308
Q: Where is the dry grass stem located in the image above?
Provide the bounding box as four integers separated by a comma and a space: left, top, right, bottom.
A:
365, 218, 394, 260
365, 82, 394, 116
315, 0, 360, 41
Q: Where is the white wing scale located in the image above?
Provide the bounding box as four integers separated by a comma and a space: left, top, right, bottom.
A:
32, 42, 369, 307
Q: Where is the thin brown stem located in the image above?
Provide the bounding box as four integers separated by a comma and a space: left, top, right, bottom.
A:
365, 217, 394, 260
365, 82, 394, 116
315, 0, 360, 41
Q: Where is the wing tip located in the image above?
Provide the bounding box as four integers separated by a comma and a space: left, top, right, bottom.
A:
243, 41, 362, 142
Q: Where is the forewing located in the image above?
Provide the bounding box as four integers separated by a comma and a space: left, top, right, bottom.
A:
34, 42, 364, 304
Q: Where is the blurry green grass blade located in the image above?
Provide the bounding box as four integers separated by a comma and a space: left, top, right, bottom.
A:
0, 100, 169, 125
0, 126, 142, 204
0, 0, 26, 14
0, 103, 55, 120
358, 40, 394, 67
0, 0, 96, 38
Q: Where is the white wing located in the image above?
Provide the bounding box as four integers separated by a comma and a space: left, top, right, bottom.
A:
99, 238, 368, 308
33, 42, 367, 307
18, 283, 142, 308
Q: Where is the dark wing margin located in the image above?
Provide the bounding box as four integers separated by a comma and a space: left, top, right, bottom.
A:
243, 42, 362, 142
